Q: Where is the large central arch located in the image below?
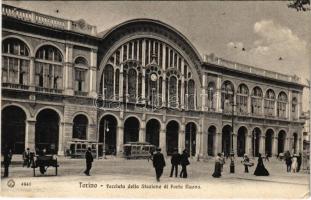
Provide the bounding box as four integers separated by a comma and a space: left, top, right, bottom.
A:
97, 19, 203, 109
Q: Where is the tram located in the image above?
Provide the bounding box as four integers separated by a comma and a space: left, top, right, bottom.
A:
123, 142, 156, 159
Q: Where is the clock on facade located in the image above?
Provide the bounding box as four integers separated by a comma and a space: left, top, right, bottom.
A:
150, 73, 158, 81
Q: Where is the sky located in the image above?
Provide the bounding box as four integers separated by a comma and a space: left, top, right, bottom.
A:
3, 1, 311, 111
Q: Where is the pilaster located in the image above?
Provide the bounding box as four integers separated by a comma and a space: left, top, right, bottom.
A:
25, 119, 36, 152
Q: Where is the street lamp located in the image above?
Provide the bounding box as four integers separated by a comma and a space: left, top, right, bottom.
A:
103, 120, 109, 159
226, 88, 235, 173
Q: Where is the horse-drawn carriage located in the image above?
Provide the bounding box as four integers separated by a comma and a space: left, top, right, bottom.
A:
31, 155, 59, 176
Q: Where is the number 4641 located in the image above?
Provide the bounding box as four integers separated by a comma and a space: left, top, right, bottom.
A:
21, 182, 31, 186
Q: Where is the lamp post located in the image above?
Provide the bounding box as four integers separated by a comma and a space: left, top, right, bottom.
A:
103, 120, 109, 159
226, 88, 235, 173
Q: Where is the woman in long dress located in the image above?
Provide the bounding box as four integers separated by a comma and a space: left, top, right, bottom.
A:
254, 153, 269, 176
212, 153, 222, 178
291, 155, 298, 173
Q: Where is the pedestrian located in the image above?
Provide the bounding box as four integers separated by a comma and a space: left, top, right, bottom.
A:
84, 147, 93, 176
297, 153, 302, 172
148, 148, 154, 162
152, 147, 166, 182
265, 153, 270, 162
242, 154, 252, 173
291, 154, 298, 173
254, 153, 269, 176
23, 148, 31, 168
179, 149, 190, 178
212, 153, 222, 178
170, 148, 180, 177
220, 152, 225, 172
285, 151, 292, 173
3, 147, 12, 178
38, 148, 47, 174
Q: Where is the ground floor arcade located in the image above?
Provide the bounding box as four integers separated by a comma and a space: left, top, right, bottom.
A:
1, 103, 303, 157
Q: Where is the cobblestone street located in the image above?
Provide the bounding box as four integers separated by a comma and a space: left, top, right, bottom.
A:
1, 156, 309, 198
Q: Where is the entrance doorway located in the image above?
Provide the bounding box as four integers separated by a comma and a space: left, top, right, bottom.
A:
2, 106, 26, 154
35, 109, 59, 154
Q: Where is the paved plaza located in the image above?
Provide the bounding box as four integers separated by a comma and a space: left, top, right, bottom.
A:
1, 156, 310, 198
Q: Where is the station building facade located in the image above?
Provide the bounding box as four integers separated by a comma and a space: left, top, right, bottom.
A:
1, 4, 306, 157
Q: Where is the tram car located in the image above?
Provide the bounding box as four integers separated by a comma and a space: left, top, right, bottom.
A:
123, 142, 156, 159
66, 140, 99, 158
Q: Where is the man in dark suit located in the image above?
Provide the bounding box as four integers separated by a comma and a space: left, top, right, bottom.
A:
23, 148, 31, 168
3, 146, 12, 178
152, 147, 166, 182
170, 148, 180, 177
84, 147, 93, 176
180, 149, 190, 178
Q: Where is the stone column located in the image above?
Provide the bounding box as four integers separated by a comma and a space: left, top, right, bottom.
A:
272, 136, 278, 156
245, 133, 252, 155
215, 132, 222, 154
247, 96, 251, 115
162, 44, 166, 107
288, 91, 292, 120
285, 136, 290, 152
181, 59, 185, 110
89, 49, 97, 98
25, 119, 36, 151
116, 125, 124, 156
139, 120, 146, 142
178, 124, 185, 153
64, 44, 74, 95
159, 126, 167, 156
141, 40, 146, 103
62, 122, 73, 155
196, 126, 202, 158
57, 122, 64, 155
260, 135, 265, 154
119, 46, 124, 102
232, 133, 237, 156
29, 57, 35, 91
201, 73, 207, 111
216, 76, 222, 112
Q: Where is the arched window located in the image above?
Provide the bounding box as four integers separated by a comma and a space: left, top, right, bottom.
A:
237, 84, 249, 114
74, 57, 88, 94
128, 68, 137, 102
264, 89, 275, 116
169, 76, 177, 108
115, 69, 120, 99
251, 86, 263, 115
35, 45, 63, 91
2, 38, 30, 85
207, 82, 216, 110
188, 79, 195, 110
72, 115, 88, 140
221, 81, 234, 112
103, 65, 114, 99
277, 92, 288, 118
292, 97, 298, 118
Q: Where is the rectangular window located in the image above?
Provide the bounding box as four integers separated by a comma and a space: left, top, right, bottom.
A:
2, 57, 8, 83
75, 69, 85, 92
